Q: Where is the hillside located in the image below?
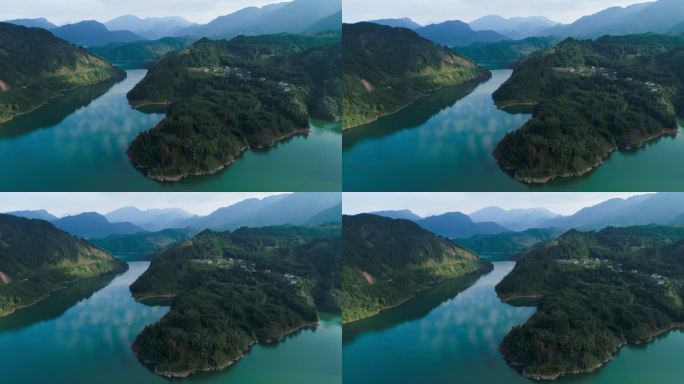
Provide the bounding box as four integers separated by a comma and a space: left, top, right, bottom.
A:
0, 214, 126, 317
5, 209, 58, 221
105, 15, 193, 40
469, 15, 558, 39
342, 22, 489, 129
4, 18, 56, 29
88, 37, 196, 67
539, 0, 684, 38
129, 224, 340, 377
416, 212, 510, 238
369, 18, 421, 30
126, 32, 341, 181
496, 225, 684, 380
50, 20, 145, 47
458, 227, 562, 259
455, 36, 559, 68
0, 22, 125, 124
341, 214, 491, 323
492, 34, 684, 183
470, 206, 560, 231
414, 20, 509, 47
52, 212, 146, 238
89, 228, 197, 260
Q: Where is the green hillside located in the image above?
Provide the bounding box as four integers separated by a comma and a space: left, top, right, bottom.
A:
342, 214, 491, 323
342, 22, 490, 129
0, 214, 126, 317
0, 22, 125, 123
496, 225, 684, 380
492, 34, 684, 183
90, 228, 197, 260
88, 36, 196, 68
126, 32, 341, 182
455, 36, 559, 68
129, 224, 340, 377
458, 227, 563, 260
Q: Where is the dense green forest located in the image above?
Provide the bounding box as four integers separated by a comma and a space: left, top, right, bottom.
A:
0, 214, 126, 317
496, 225, 684, 380
342, 22, 490, 129
458, 227, 563, 260
492, 34, 684, 183
90, 228, 197, 260
126, 32, 341, 181
0, 22, 125, 123
455, 36, 559, 68
341, 214, 491, 323
88, 36, 196, 68
129, 224, 340, 377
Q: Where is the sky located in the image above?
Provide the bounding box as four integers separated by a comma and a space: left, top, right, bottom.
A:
0, 192, 285, 217
0, 0, 286, 25
343, 0, 650, 25
343, 192, 648, 217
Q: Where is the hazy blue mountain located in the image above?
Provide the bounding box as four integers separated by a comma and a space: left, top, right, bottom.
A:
52, 212, 146, 238
470, 206, 560, 231
672, 20, 684, 32
306, 203, 342, 225
542, 193, 684, 230
369, 18, 421, 29
370, 209, 422, 221
4, 209, 57, 221
179, 193, 341, 230
539, 0, 684, 38
415, 212, 510, 239
105, 207, 195, 231
469, 15, 559, 39
176, 0, 340, 38
415, 20, 509, 47
304, 10, 342, 32
105, 15, 193, 39
3, 18, 56, 29
51, 20, 145, 47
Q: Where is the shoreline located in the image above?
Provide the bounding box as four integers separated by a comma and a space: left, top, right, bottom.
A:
343, 71, 491, 131
132, 127, 310, 182
343, 262, 493, 325
146, 320, 320, 378
0, 70, 126, 126
500, 128, 680, 184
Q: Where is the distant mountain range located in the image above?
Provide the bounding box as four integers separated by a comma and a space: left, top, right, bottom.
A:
3, 193, 341, 239
469, 15, 559, 39
369, 18, 509, 47
105, 15, 192, 40
371, 210, 510, 238
50, 20, 145, 47
470, 206, 560, 231
538, 0, 684, 38
3, 17, 56, 29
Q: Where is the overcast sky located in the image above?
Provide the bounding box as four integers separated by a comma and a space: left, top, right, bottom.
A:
343, 0, 650, 25
343, 192, 648, 217
0, 0, 286, 25
0, 192, 285, 217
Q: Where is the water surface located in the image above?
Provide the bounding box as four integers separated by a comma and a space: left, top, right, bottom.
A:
0, 70, 340, 191
343, 261, 684, 383
343, 70, 684, 191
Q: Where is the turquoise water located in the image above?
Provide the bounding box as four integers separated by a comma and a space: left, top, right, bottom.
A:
0, 261, 342, 383
343, 261, 684, 383
343, 70, 684, 191
0, 70, 341, 191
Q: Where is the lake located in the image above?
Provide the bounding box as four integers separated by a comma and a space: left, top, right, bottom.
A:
343, 70, 684, 191
0, 261, 342, 384
0, 70, 341, 191
342, 261, 684, 384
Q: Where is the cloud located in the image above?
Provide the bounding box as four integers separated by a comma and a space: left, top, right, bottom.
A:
343, 0, 647, 24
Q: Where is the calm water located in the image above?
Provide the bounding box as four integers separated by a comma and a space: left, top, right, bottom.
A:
0, 70, 341, 191
0, 261, 342, 384
343, 261, 684, 383
343, 70, 684, 191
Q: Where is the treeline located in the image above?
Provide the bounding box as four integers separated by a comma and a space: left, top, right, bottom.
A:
126, 32, 341, 181
492, 34, 684, 183
129, 224, 341, 377
342, 22, 490, 129
0, 22, 124, 123
496, 225, 684, 379
341, 214, 491, 323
